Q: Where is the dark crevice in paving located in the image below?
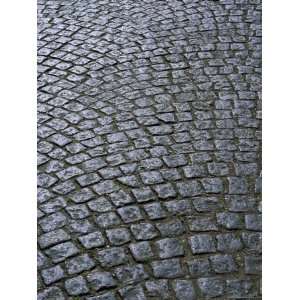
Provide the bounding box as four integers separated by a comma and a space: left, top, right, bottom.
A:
37, 0, 262, 299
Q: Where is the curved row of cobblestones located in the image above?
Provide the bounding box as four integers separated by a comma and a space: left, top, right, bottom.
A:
37, 0, 262, 299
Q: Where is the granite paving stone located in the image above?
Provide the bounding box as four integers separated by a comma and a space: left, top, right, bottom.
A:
37, 0, 262, 297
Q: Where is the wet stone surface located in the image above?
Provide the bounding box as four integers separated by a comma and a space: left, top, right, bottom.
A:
37, 0, 261, 298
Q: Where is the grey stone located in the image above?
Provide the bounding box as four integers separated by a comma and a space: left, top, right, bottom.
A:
183, 165, 207, 178
151, 258, 184, 278
192, 196, 223, 212
39, 212, 67, 233
141, 158, 163, 170
143, 202, 167, 220
107, 132, 128, 143
245, 213, 262, 231
87, 270, 117, 291
132, 187, 155, 203
93, 180, 119, 195
189, 234, 216, 254
106, 154, 126, 166
163, 154, 187, 167
87, 197, 113, 212
49, 133, 71, 146
228, 177, 249, 194
81, 158, 107, 172
37, 2, 262, 297
86, 292, 116, 300
172, 280, 197, 300
165, 199, 192, 215
242, 232, 262, 252
225, 195, 256, 212
96, 212, 121, 228
155, 238, 184, 259
79, 231, 106, 249
117, 175, 140, 187
148, 125, 172, 135
210, 254, 238, 273
52, 180, 76, 195
125, 149, 149, 161
177, 180, 202, 197
197, 278, 225, 298
68, 220, 95, 234
156, 220, 185, 237
45, 160, 65, 173
140, 171, 164, 185
187, 258, 211, 276
118, 284, 146, 300
65, 254, 95, 275
145, 280, 170, 299
70, 188, 95, 203
235, 163, 258, 176
117, 206, 143, 223
96, 247, 128, 267
256, 175, 262, 193
226, 279, 259, 298
37, 251, 49, 269
161, 168, 182, 181
201, 178, 224, 193
106, 228, 131, 245
48, 148, 68, 160
39, 197, 67, 214
56, 166, 83, 180
217, 212, 244, 229
37, 173, 57, 188
186, 216, 217, 232
129, 241, 154, 262
217, 233, 243, 252
65, 204, 90, 219
207, 162, 230, 176
150, 146, 169, 157
115, 264, 149, 284
38, 229, 70, 249
190, 153, 212, 164
65, 276, 89, 295
244, 256, 262, 274
109, 190, 134, 207
130, 223, 158, 240
99, 167, 122, 179
76, 173, 101, 186
153, 183, 176, 199
38, 287, 65, 300
45, 241, 79, 263
37, 188, 53, 204
41, 265, 65, 285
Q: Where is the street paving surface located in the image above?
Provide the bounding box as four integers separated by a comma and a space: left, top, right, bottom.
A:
37, 0, 261, 299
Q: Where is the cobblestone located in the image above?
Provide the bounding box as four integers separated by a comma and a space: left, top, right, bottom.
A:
197, 277, 225, 298
41, 265, 65, 285
187, 258, 211, 277
151, 258, 184, 279
78, 231, 106, 249
210, 254, 238, 274
45, 241, 79, 263
38, 229, 70, 249
189, 234, 216, 254
65, 254, 95, 275
86, 270, 117, 291
38, 287, 65, 300
145, 280, 170, 299
38, 0, 262, 297
65, 275, 89, 295
155, 238, 184, 259
96, 247, 128, 268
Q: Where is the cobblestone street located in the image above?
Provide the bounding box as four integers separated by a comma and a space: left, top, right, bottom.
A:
37, 0, 261, 299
